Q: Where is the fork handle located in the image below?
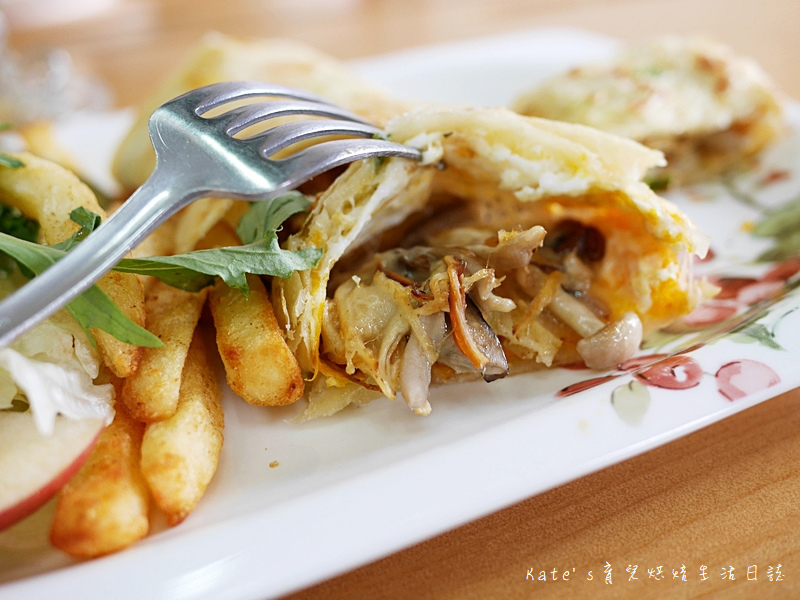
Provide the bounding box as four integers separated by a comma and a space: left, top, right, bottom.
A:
0, 167, 199, 347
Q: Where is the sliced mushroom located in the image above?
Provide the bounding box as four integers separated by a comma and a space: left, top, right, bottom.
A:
399, 333, 432, 416
464, 300, 509, 382
576, 311, 643, 370
547, 286, 606, 338
399, 313, 446, 415
445, 256, 508, 382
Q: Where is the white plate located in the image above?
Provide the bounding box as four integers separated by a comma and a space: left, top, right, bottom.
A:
3, 27, 800, 600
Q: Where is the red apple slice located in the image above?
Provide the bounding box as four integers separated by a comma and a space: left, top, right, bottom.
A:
0, 412, 105, 531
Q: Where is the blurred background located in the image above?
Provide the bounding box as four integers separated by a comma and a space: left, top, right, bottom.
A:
1, 0, 799, 109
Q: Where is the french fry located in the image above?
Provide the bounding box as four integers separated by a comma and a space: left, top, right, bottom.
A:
0, 152, 146, 377
140, 329, 224, 526
93, 271, 147, 378
210, 273, 304, 405
120, 281, 207, 422
0, 152, 105, 244
133, 218, 178, 260
200, 223, 305, 406
49, 401, 150, 559
173, 197, 234, 255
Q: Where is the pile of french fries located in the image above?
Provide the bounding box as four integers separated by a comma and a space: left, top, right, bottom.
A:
1, 152, 304, 558
1, 31, 409, 559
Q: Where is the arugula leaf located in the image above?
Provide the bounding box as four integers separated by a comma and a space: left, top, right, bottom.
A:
52, 206, 102, 252
0, 232, 163, 348
152, 242, 319, 293
112, 258, 214, 292
118, 192, 321, 296
0, 154, 24, 169
65, 285, 164, 348
0, 194, 322, 295
0, 204, 39, 274
236, 190, 309, 244
118, 243, 321, 296
0, 233, 61, 271
0, 193, 321, 347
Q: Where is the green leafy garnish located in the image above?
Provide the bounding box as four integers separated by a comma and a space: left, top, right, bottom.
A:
0, 231, 163, 347
0, 192, 322, 346
0, 204, 38, 243
237, 191, 306, 244
0, 204, 39, 274
0, 154, 24, 169
51, 206, 102, 251
115, 191, 322, 296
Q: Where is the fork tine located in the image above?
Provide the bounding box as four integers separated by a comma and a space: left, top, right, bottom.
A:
217, 100, 370, 136
185, 81, 328, 115
253, 119, 383, 157
0, 81, 423, 348
272, 138, 422, 192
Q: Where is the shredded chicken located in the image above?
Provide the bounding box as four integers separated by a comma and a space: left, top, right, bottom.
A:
320, 220, 644, 415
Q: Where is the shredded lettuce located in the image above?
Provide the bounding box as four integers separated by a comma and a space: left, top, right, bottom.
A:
0, 348, 114, 435
0, 311, 113, 435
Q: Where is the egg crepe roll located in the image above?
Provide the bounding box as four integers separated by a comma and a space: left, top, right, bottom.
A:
511, 36, 786, 188
273, 106, 713, 418
112, 32, 414, 193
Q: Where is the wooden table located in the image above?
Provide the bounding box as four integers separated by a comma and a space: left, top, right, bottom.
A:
7, 1, 800, 598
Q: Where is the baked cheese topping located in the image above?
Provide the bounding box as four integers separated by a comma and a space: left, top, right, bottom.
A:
512, 36, 786, 185
273, 106, 713, 418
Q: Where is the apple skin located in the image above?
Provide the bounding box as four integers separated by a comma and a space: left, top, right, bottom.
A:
0, 412, 105, 532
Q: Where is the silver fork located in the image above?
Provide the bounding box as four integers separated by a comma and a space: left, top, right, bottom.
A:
0, 81, 420, 346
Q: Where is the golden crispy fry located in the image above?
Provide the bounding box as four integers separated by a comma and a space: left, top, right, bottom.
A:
49, 402, 150, 559
94, 272, 147, 378
121, 281, 207, 422
200, 223, 304, 406
174, 197, 234, 255
0, 152, 103, 244
220, 201, 250, 231
0, 152, 146, 377
133, 218, 178, 259
130, 218, 180, 296
140, 329, 224, 526
210, 274, 304, 406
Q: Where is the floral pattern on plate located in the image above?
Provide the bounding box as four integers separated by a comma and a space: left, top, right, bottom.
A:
556, 110, 800, 424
